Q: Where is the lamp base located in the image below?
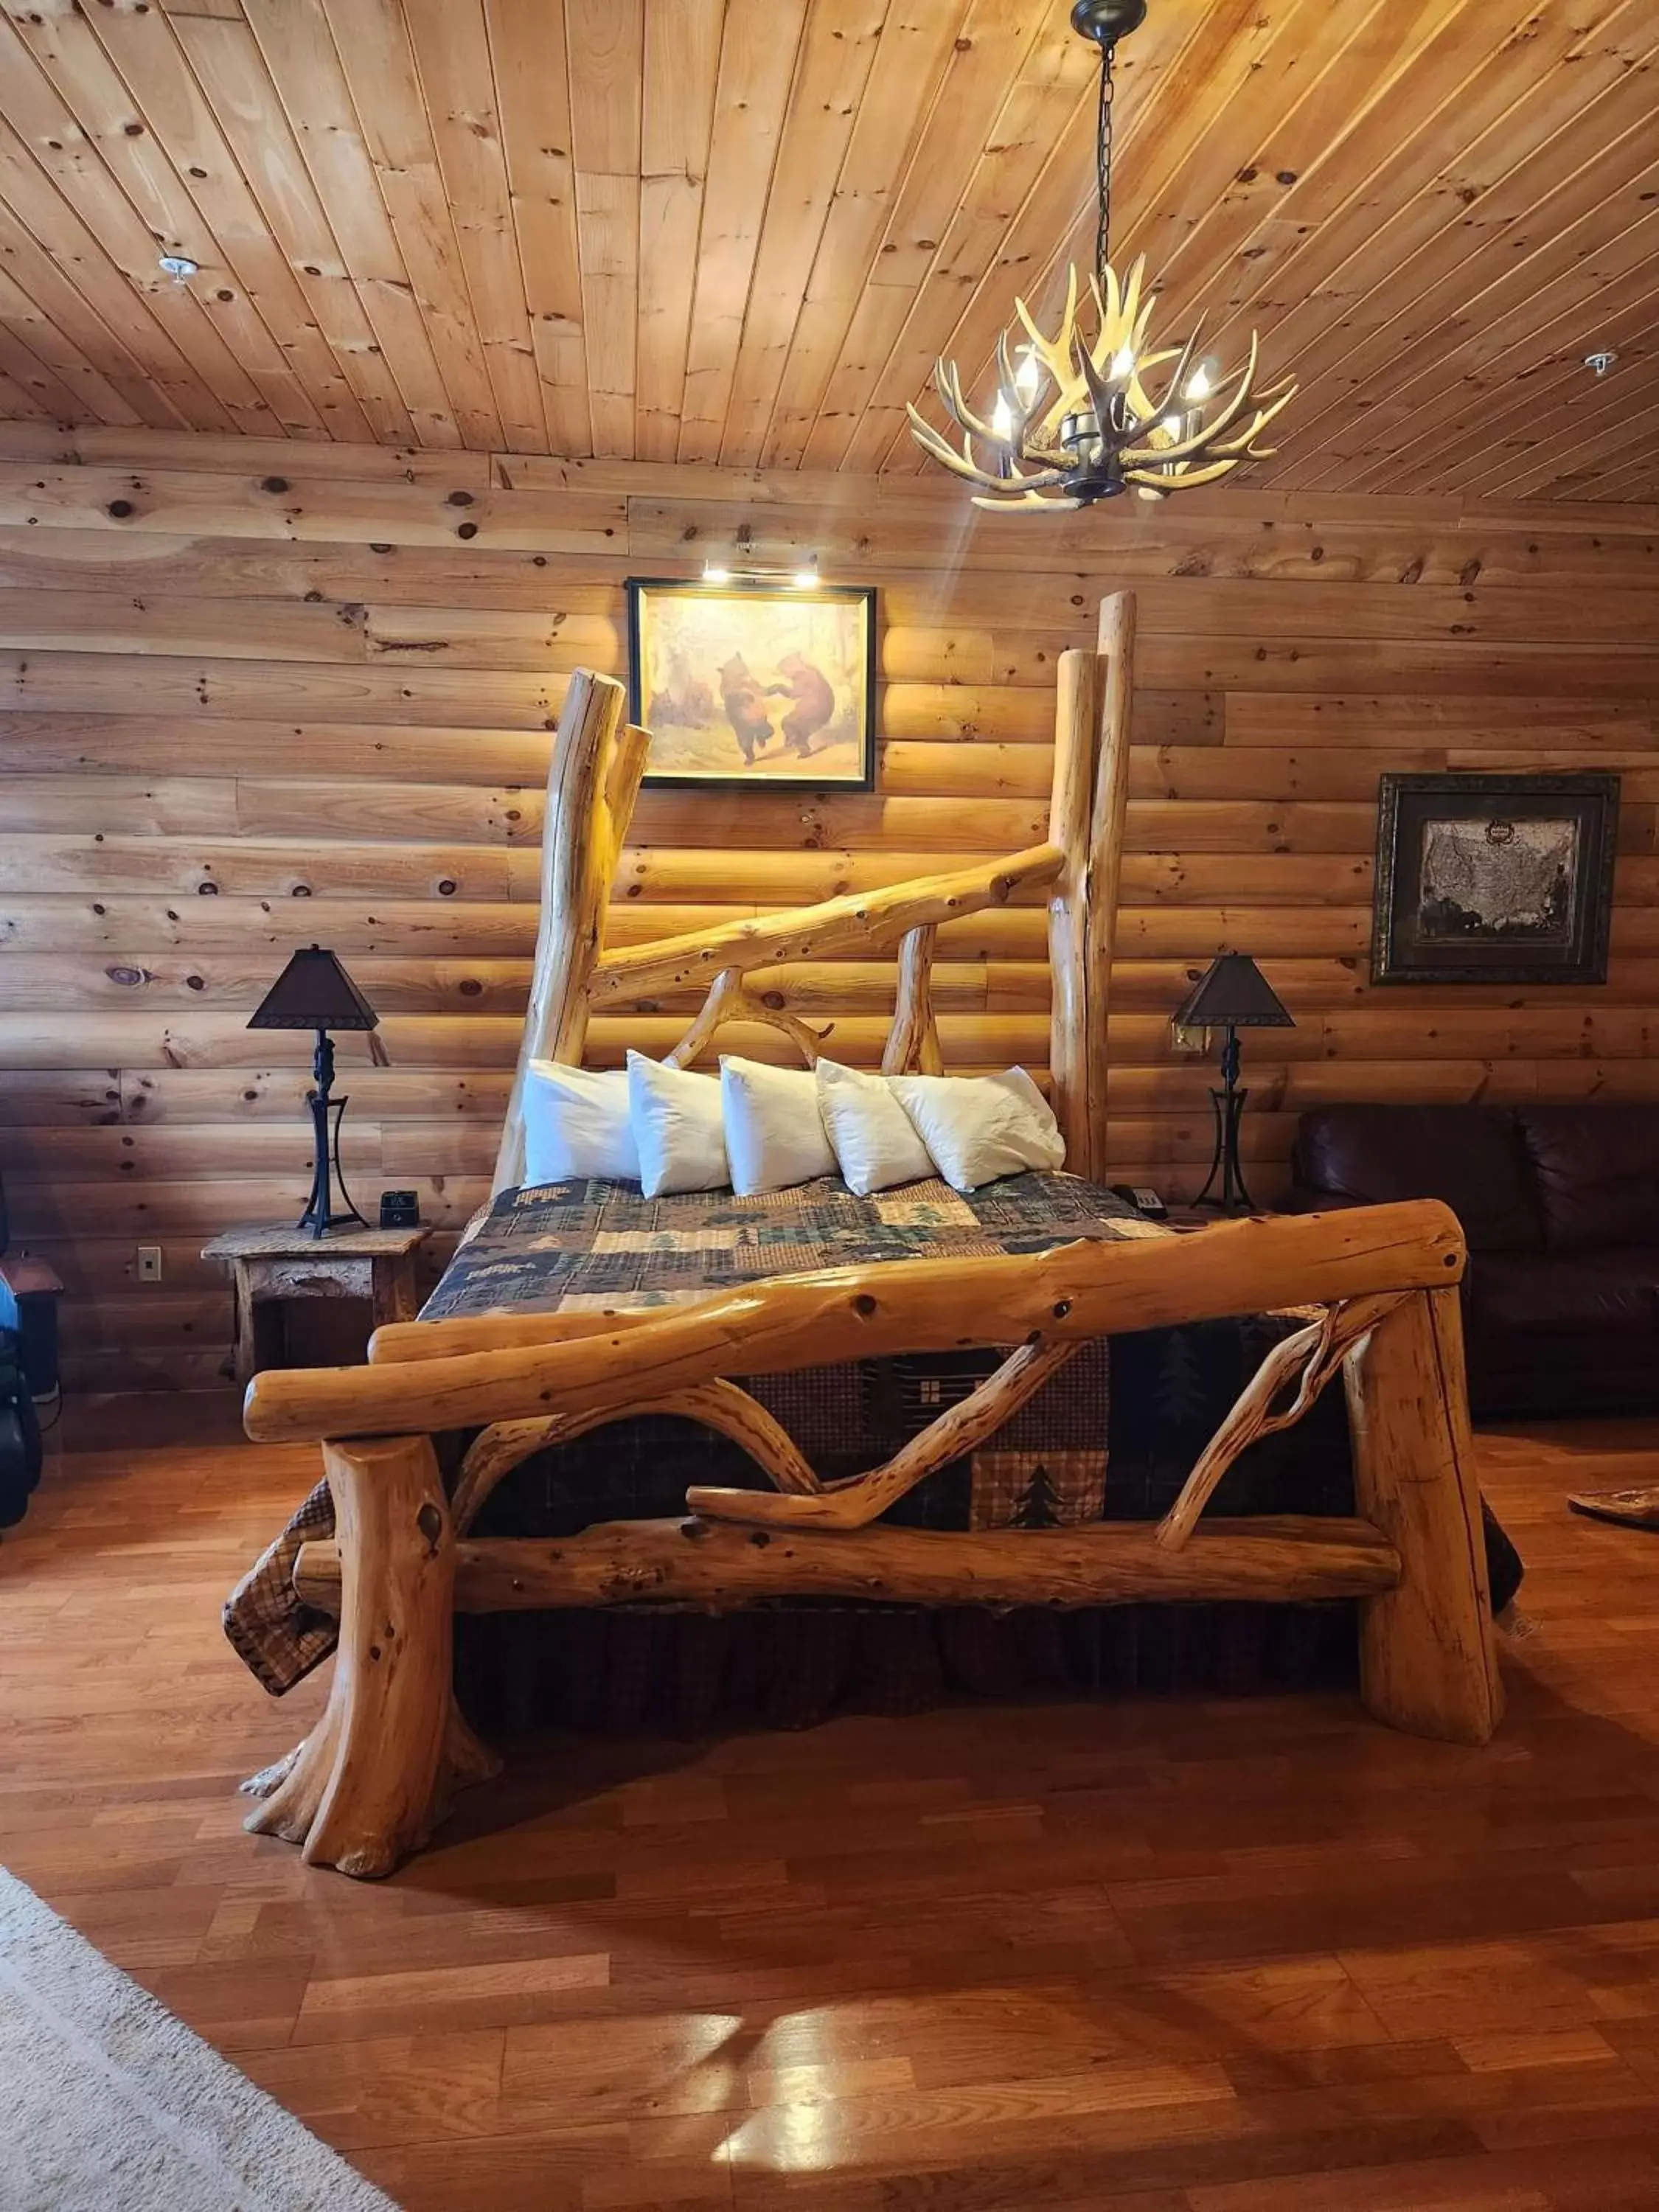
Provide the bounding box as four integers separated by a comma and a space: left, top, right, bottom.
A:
1189, 1077, 1258, 1214
297, 1032, 369, 1239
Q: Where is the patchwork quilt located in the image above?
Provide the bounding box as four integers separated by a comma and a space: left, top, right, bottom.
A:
420, 1169, 1166, 1317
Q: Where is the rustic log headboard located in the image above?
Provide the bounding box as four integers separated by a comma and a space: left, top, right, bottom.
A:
491, 592, 1138, 1196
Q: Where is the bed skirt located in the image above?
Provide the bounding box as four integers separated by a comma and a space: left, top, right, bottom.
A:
453, 1596, 1360, 1739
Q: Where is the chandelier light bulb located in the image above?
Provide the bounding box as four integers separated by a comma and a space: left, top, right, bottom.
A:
1185, 363, 1214, 403
1109, 344, 1136, 380
1013, 349, 1041, 404
990, 393, 1015, 440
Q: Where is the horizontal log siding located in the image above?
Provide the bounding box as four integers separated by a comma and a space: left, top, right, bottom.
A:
1, 434, 1657, 1385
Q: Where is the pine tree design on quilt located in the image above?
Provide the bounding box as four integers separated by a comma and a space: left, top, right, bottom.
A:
1155, 1331, 1206, 1433
1010, 1462, 1064, 1529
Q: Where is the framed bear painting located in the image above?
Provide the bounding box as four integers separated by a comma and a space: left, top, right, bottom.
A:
625, 577, 877, 790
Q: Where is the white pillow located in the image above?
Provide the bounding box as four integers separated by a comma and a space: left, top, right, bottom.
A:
627, 1050, 728, 1197
815, 1059, 934, 1197
889, 1067, 1065, 1193
522, 1061, 638, 1186
720, 1056, 836, 1197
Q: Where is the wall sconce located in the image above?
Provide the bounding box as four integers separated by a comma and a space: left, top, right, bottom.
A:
700, 558, 821, 588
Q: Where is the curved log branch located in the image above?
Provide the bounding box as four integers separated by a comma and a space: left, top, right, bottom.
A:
663, 965, 832, 1071
687, 1335, 1079, 1531
453, 1413, 579, 1530
453, 1379, 821, 1533
1156, 1291, 1411, 1552
882, 923, 943, 1076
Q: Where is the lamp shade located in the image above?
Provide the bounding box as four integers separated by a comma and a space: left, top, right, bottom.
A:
1174, 953, 1294, 1031
247, 945, 379, 1033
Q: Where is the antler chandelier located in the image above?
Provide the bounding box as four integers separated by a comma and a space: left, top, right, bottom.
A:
908, 0, 1295, 510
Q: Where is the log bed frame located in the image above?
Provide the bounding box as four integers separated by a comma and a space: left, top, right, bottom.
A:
236, 593, 1501, 1879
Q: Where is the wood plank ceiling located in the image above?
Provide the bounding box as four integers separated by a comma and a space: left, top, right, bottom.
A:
0, 0, 1653, 501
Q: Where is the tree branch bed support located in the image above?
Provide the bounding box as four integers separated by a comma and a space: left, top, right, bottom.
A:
292, 1514, 1403, 1615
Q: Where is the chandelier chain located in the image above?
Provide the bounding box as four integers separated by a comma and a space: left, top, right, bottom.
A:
1094, 37, 1117, 289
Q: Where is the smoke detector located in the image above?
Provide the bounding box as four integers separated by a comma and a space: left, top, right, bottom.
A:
1584, 349, 1618, 378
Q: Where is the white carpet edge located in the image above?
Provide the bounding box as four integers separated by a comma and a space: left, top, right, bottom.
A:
0, 1865, 401, 2212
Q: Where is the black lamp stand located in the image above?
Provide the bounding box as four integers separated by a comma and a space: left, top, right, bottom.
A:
1191, 1025, 1256, 1214
298, 1029, 368, 1238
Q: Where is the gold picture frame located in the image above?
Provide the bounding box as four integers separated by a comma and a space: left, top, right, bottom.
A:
626, 577, 877, 790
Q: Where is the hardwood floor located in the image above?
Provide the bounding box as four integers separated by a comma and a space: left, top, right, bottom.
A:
6, 1407, 1659, 2209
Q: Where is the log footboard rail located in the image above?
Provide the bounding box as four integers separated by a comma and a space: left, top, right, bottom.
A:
240, 1198, 1502, 1879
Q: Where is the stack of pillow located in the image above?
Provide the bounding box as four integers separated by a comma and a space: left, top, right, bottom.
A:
524, 1051, 1066, 1200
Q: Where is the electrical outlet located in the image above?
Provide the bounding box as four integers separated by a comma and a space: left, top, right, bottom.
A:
136, 1245, 163, 1283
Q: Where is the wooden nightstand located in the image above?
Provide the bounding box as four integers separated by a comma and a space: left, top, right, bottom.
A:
202, 1223, 431, 1388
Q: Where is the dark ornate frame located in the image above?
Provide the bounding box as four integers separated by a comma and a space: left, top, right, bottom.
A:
1371, 771, 1620, 986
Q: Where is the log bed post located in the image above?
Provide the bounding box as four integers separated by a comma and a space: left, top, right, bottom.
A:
243, 1434, 465, 1877
1343, 1287, 1503, 1745
1047, 589, 1134, 1182
493, 670, 650, 1196
1047, 647, 1098, 1172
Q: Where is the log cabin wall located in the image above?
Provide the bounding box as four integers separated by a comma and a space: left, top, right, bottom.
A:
1, 426, 1657, 1391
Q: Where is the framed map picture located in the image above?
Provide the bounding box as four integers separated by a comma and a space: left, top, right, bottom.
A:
1371, 772, 1620, 985
626, 577, 876, 790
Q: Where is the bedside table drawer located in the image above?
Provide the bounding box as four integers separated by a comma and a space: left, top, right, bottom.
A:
243, 1256, 376, 1302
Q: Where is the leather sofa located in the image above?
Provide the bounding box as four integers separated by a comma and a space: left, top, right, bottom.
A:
1288, 1104, 1659, 1419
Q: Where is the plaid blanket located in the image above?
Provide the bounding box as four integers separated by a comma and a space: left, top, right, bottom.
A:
226, 1172, 1168, 1693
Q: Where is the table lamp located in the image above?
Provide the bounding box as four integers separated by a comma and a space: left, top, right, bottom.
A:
1173, 953, 1295, 1213
247, 946, 385, 1238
